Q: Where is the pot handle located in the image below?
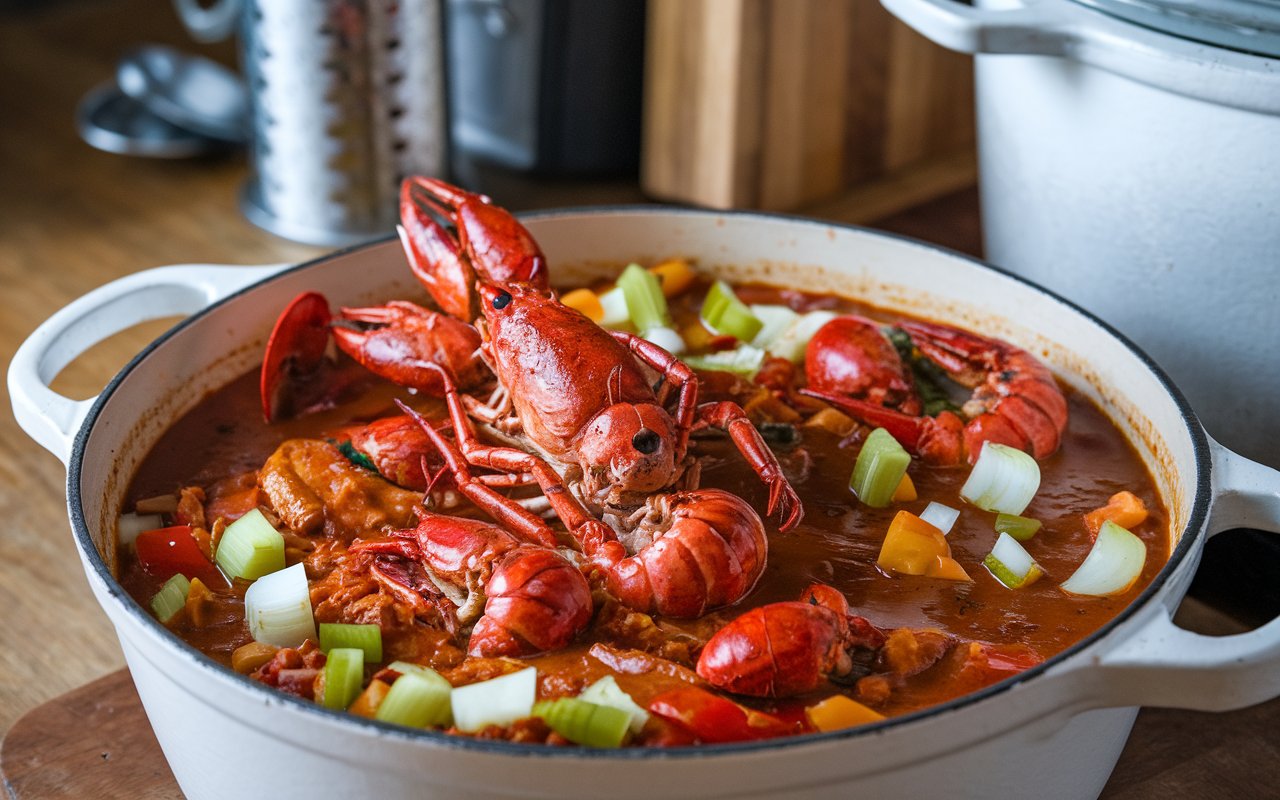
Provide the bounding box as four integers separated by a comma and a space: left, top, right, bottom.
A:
7, 263, 289, 466
878, 0, 1082, 56
1089, 440, 1280, 711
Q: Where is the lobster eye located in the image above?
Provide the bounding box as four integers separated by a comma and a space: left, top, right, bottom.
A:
631, 428, 661, 455
492, 291, 512, 310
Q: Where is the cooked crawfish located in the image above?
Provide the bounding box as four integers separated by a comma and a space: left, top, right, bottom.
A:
802, 318, 1068, 464
696, 583, 885, 698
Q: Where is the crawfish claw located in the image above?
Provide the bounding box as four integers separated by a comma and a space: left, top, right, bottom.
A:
768, 478, 803, 532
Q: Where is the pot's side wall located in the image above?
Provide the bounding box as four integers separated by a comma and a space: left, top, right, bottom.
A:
976, 53, 1280, 470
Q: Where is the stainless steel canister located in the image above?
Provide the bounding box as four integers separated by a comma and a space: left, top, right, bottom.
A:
178, 0, 449, 245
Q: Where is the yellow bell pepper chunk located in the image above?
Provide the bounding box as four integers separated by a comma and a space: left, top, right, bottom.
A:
649, 258, 696, 297
891, 473, 917, 503
348, 678, 393, 719
877, 511, 970, 581
559, 288, 605, 323
806, 695, 886, 732
1083, 490, 1149, 537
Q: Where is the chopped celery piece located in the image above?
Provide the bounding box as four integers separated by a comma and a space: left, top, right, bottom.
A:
749, 304, 799, 350
643, 325, 686, 355
534, 698, 630, 748
617, 263, 672, 334
319, 623, 383, 662
149, 574, 190, 624
577, 675, 649, 734
1060, 520, 1147, 597
119, 512, 163, 549
770, 310, 838, 363
682, 345, 766, 378
215, 508, 284, 581
244, 563, 316, 647
450, 667, 537, 732
700, 280, 764, 342
597, 288, 632, 330
321, 647, 364, 710
850, 428, 911, 508
960, 442, 1041, 515
376, 668, 453, 728
919, 502, 960, 535
984, 532, 1045, 589
995, 513, 1042, 542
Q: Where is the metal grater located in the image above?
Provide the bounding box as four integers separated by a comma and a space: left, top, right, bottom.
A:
238, 0, 448, 245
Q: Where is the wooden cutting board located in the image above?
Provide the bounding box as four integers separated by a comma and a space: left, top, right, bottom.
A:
5, 657, 1278, 798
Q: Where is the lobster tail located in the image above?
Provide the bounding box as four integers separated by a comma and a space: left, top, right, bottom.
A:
467, 546, 593, 657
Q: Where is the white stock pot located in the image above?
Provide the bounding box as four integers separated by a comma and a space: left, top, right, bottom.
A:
9, 209, 1280, 799
880, 0, 1280, 467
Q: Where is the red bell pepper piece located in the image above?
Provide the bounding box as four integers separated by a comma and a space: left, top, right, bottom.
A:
648, 687, 797, 744
134, 526, 224, 587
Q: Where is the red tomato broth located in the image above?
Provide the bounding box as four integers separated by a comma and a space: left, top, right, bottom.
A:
117, 278, 1169, 741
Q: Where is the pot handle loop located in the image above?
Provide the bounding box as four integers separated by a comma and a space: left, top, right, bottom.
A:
879, 0, 1081, 56
1093, 440, 1280, 711
7, 263, 289, 467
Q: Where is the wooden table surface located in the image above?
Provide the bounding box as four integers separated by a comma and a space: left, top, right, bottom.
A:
1, 2, 1272, 798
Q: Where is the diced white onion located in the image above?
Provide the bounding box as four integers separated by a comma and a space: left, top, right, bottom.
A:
989, 533, 1038, 581
450, 667, 537, 733
598, 288, 632, 330
118, 513, 164, 549
578, 675, 649, 735
1060, 520, 1147, 597
919, 502, 960, 536
960, 442, 1041, 515
643, 325, 686, 355
769, 310, 839, 363
749, 304, 799, 351
244, 563, 317, 647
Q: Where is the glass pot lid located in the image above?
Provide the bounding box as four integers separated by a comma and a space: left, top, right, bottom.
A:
1072, 0, 1280, 57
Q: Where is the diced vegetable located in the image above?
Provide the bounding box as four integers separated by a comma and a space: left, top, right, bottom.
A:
617, 263, 672, 335
700, 280, 764, 342
376, 666, 453, 728
805, 695, 885, 732
682, 344, 767, 378
748, 304, 800, 350
321, 647, 364, 710
319, 623, 383, 662
891, 473, 918, 503
769, 310, 839, 363
648, 687, 794, 743
244, 563, 317, 647
995, 513, 1042, 542
349, 678, 393, 719
578, 675, 649, 734
135, 525, 223, 585
919, 502, 960, 535
877, 510, 971, 581
597, 288, 632, 330
680, 319, 714, 351
450, 667, 537, 733
215, 508, 285, 581
149, 574, 190, 624
559, 288, 604, 322
134, 494, 179, 514
231, 641, 280, 674
1060, 520, 1147, 597
983, 532, 1045, 589
533, 698, 631, 748
960, 442, 1041, 515
850, 428, 912, 508
643, 325, 686, 355
649, 258, 696, 297
118, 512, 163, 548
1083, 491, 1149, 536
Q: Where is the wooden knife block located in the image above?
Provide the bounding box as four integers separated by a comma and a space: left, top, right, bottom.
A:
642, 0, 976, 218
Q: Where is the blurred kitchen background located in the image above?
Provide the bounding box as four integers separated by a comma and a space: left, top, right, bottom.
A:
0, 0, 1275, 718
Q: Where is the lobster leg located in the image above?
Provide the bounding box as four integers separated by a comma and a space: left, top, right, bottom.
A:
609, 330, 698, 460
695, 402, 804, 531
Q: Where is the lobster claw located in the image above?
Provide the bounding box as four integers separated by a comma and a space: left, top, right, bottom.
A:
260, 291, 333, 423
331, 301, 487, 396
398, 176, 550, 324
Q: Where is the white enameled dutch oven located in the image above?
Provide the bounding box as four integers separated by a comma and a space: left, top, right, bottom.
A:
880, 0, 1280, 467
9, 209, 1280, 800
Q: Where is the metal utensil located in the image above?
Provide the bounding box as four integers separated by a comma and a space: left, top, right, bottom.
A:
116, 45, 249, 143
76, 81, 231, 159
